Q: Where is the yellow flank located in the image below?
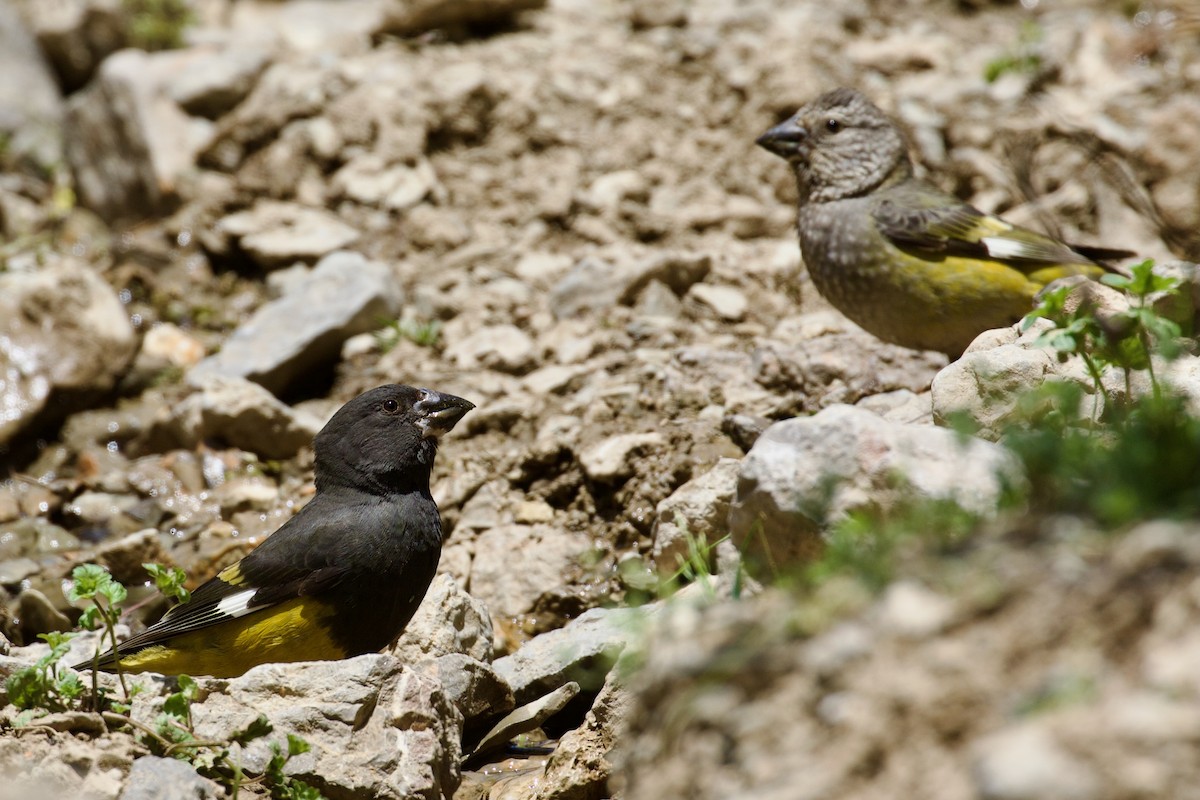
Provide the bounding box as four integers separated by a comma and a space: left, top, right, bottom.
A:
833, 249, 1104, 355
115, 597, 347, 678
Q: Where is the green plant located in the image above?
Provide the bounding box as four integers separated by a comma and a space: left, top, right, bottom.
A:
1002, 258, 1200, 524
145, 562, 192, 604
72, 563, 132, 703
617, 521, 741, 605
122, 0, 194, 51
5, 631, 86, 724
375, 317, 443, 351
1001, 383, 1200, 525
803, 498, 981, 593
984, 21, 1043, 83
1024, 259, 1183, 410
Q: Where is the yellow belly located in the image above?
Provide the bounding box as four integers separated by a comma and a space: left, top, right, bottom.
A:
116, 597, 348, 678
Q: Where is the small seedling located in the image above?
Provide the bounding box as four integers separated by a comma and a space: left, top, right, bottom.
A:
376, 317, 442, 351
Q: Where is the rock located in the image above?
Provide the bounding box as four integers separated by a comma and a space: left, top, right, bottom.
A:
0, 259, 136, 450
493, 607, 646, 706
855, 388, 933, 424
579, 433, 665, 483
119, 756, 223, 800
446, 324, 537, 374
64, 48, 211, 225
159, 374, 323, 459
63, 490, 138, 526
651, 458, 740, 573
189, 251, 402, 397
721, 413, 770, 452
933, 314, 1200, 438
423, 653, 515, 725
92, 528, 169, 585
0, 0, 64, 169
687, 284, 747, 322
728, 404, 1020, 567
931, 321, 1078, 439
875, 580, 955, 638
333, 154, 440, 210
215, 200, 362, 270
378, 0, 547, 36
14, 0, 125, 93
226, 0, 388, 54
472, 681, 580, 758
971, 723, 1101, 800
469, 524, 592, 648
533, 669, 630, 800
584, 170, 648, 214
549, 252, 711, 319
137, 323, 206, 369
178, 654, 462, 800
168, 45, 272, 119
753, 312, 946, 413
392, 574, 494, 664
15, 588, 72, 640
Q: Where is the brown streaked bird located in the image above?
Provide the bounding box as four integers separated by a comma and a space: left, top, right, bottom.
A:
757, 88, 1130, 357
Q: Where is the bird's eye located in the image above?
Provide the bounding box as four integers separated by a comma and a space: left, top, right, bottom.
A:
382, 398, 400, 413
825, 118, 842, 133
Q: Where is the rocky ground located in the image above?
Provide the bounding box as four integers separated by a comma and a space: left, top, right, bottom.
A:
1, 0, 1200, 798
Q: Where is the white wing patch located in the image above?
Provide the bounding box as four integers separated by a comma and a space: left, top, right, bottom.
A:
981, 236, 1033, 260
215, 588, 260, 619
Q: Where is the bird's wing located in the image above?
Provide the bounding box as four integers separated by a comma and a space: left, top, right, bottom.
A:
105, 502, 362, 654
871, 193, 1121, 270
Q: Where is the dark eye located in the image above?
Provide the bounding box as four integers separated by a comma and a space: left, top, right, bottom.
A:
825, 118, 842, 133
382, 398, 400, 413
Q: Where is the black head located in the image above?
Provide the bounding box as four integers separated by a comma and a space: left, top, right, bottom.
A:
313, 385, 474, 494
756, 88, 912, 203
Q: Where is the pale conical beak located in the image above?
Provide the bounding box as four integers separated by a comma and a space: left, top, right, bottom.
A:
756, 119, 809, 160
415, 390, 475, 438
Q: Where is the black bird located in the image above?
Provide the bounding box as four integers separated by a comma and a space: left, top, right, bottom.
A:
74, 384, 474, 677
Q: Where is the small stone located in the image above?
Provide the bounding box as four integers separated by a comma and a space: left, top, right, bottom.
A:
392, 574, 494, 664
162, 374, 322, 459
379, 0, 548, 37
422, 653, 515, 725
120, 756, 223, 800
139, 323, 207, 368
446, 324, 537, 374
189, 251, 402, 397
579, 433, 665, 482
493, 607, 646, 705
652, 458, 740, 573
216, 201, 361, 270
585, 170, 648, 213
875, 580, 955, 638
0, 259, 137, 448
515, 500, 555, 524
688, 283, 748, 321
972, 723, 1100, 800
472, 681, 580, 758
169, 46, 272, 119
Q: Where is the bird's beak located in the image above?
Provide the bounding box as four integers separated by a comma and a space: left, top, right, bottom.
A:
756, 119, 809, 160
415, 390, 475, 439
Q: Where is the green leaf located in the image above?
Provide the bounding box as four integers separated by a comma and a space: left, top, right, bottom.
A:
162, 690, 190, 720
176, 674, 200, 702
230, 713, 274, 744
55, 671, 85, 701
144, 562, 191, 603
68, 564, 111, 602
99, 580, 128, 606
286, 733, 311, 758
78, 605, 102, 630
